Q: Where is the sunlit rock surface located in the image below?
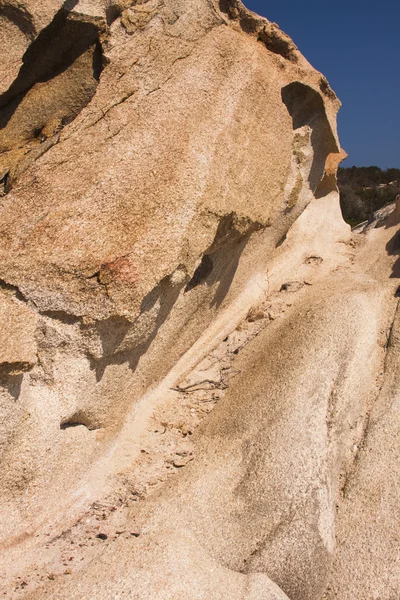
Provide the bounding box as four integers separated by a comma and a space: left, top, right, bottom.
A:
0, 1, 398, 599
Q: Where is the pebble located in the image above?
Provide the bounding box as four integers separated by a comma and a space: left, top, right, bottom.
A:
130, 531, 140, 537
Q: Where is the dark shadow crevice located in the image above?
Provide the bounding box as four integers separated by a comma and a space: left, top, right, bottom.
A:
386, 229, 400, 280
105, 3, 123, 26
185, 212, 263, 308
314, 173, 338, 200
185, 255, 214, 292
0, 5, 105, 187
60, 412, 98, 430
0, 8, 104, 113
39, 310, 82, 325
281, 82, 338, 193
0, 371, 23, 400
275, 233, 287, 248
0, 278, 28, 303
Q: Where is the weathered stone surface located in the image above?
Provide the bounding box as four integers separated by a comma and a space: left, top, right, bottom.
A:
324, 300, 400, 600
0, 291, 37, 370
0, 0, 63, 95
0, 1, 399, 599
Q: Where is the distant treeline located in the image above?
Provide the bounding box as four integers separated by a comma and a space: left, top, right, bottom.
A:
338, 166, 400, 226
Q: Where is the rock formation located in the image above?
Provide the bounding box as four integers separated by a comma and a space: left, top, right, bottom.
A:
0, 1, 398, 599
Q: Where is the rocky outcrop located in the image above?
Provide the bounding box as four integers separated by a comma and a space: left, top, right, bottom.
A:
338, 166, 400, 225
0, 2, 399, 599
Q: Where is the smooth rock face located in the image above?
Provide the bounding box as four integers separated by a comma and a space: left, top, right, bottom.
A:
324, 300, 400, 600
0, 2, 398, 600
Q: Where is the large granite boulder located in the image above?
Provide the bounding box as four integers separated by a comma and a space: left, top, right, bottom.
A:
0, 2, 398, 599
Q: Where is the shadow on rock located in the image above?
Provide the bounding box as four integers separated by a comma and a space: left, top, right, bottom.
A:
185, 212, 263, 309
386, 228, 400, 281
87, 269, 187, 382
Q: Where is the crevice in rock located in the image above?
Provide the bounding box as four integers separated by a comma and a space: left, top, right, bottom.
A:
185, 212, 263, 307
0, 361, 31, 376
257, 26, 298, 62
87, 270, 102, 283
275, 233, 287, 248
106, 3, 122, 26
105, 0, 140, 27
60, 413, 98, 431
386, 228, 400, 279
63, 0, 80, 11
0, 5, 106, 185
185, 255, 214, 292
0, 278, 29, 303
281, 82, 338, 192
0, 167, 10, 196
0, 371, 23, 400
315, 172, 338, 199
0, 278, 86, 326
39, 310, 82, 325
0, 8, 104, 112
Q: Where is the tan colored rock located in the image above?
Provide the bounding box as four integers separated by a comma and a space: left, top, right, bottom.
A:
0, 0, 342, 544
395, 193, 400, 219
324, 300, 400, 600
0, 0, 109, 99
0, 0, 62, 95
0, 3, 106, 181
0, 1, 399, 600
0, 291, 37, 371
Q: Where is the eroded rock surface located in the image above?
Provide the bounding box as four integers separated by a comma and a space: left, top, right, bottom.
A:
0, 1, 398, 599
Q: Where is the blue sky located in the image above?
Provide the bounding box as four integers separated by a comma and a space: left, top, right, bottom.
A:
244, 1, 399, 168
